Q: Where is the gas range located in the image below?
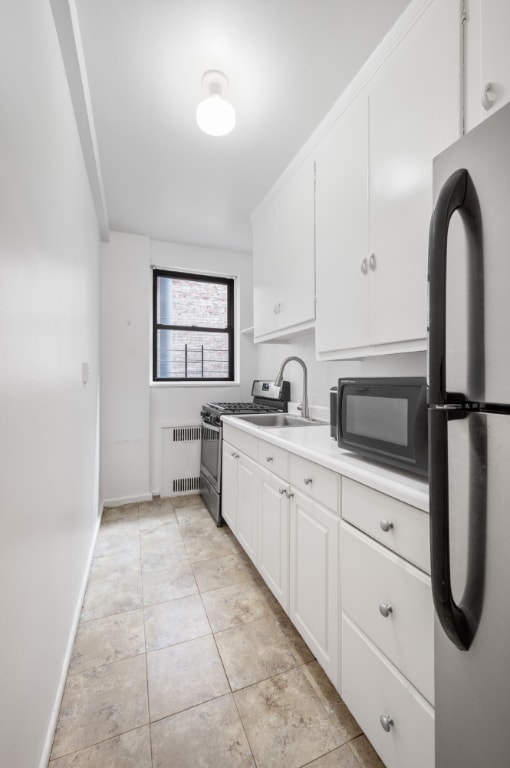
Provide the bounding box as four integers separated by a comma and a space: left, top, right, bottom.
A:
199, 380, 290, 525
201, 380, 290, 427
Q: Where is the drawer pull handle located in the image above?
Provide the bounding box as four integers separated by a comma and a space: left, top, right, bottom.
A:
286, 491, 294, 499
380, 715, 394, 733
379, 603, 393, 618
279, 487, 287, 495
304, 477, 313, 485
266, 456, 274, 463
231, 452, 240, 459
380, 520, 394, 533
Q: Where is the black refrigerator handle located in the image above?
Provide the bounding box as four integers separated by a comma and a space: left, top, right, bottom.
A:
428, 168, 481, 652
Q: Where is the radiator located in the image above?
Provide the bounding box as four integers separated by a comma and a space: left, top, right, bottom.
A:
161, 424, 202, 497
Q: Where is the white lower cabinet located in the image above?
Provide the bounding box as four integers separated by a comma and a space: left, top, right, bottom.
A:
341, 522, 434, 705
290, 490, 339, 688
221, 441, 239, 531
342, 615, 434, 768
222, 424, 433, 768
341, 478, 434, 768
221, 440, 258, 561
236, 452, 258, 562
257, 466, 290, 611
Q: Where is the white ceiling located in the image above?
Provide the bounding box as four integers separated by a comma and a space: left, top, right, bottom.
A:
75, 0, 411, 253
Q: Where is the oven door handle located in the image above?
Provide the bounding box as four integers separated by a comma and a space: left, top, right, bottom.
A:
201, 419, 221, 433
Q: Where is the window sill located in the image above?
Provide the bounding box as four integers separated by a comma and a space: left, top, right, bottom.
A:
150, 380, 241, 388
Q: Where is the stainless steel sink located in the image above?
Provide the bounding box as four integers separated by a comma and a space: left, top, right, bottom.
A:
236, 413, 324, 428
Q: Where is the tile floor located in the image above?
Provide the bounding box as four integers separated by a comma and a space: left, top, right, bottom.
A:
49, 495, 384, 768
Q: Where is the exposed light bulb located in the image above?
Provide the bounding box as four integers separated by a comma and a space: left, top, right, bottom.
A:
196, 70, 236, 137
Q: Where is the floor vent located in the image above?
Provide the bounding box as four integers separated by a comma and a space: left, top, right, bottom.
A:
161, 423, 202, 498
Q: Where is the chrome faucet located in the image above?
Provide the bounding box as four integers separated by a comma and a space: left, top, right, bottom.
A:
274, 356, 309, 419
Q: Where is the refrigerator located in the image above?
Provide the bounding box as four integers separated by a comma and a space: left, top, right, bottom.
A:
428, 100, 510, 768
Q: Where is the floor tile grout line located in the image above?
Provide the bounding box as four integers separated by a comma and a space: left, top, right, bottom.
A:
230, 686, 260, 767
49, 723, 153, 765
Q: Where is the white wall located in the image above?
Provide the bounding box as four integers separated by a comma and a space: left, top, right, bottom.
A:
255, 333, 426, 412
0, 2, 102, 767
101, 233, 257, 501
101, 232, 152, 504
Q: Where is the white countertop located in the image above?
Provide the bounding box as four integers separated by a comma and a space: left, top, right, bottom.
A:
222, 415, 429, 512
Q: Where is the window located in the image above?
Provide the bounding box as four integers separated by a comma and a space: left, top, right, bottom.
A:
152, 269, 235, 382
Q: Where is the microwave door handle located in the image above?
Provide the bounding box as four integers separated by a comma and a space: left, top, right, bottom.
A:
428, 167, 485, 652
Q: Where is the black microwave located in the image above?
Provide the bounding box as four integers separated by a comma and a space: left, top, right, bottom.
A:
336, 377, 428, 477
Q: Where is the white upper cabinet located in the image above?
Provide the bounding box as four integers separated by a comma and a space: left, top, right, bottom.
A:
315, 0, 462, 359
252, 154, 315, 342
367, 0, 461, 350
252, 195, 279, 339
465, 0, 510, 131
315, 94, 370, 354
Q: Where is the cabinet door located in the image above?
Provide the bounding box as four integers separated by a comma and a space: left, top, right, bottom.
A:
252, 196, 280, 337
236, 453, 258, 562
290, 490, 339, 687
480, 0, 510, 113
277, 154, 316, 332
315, 94, 370, 355
257, 467, 290, 612
465, 0, 510, 129
342, 615, 434, 768
221, 443, 238, 531
341, 523, 434, 705
368, 0, 461, 346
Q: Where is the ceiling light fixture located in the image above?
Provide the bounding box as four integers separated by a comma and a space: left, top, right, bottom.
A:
196, 70, 236, 137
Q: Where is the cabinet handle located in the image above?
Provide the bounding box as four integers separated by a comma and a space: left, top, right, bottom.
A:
266, 456, 274, 463
279, 487, 287, 495
369, 253, 377, 271
481, 82, 495, 111
286, 490, 294, 499
360, 258, 368, 275
379, 603, 393, 618
380, 520, 393, 533
303, 477, 313, 485
231, 452, 239, 459
380, 715, 394, 733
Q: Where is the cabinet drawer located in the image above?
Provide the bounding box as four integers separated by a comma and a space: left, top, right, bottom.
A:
222, 424, 258, 460
341, 522, 434, 704
342, 477, 430, 572
290, 454, 339, 511
258, 439, 289, 480
342, 615, 434, 768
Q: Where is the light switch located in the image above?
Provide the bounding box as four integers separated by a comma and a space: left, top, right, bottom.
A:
81, 362, 90, 384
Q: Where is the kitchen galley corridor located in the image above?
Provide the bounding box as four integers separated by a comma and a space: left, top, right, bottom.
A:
49, 496, 383, 768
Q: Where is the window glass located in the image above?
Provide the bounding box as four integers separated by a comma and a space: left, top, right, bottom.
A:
153, 270, 234, 382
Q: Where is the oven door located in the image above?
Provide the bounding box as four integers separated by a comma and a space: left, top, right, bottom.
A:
200, 419, 222, 492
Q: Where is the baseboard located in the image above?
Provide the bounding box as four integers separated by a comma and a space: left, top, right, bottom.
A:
102, 492, 153, 507
38, 501, 103, 768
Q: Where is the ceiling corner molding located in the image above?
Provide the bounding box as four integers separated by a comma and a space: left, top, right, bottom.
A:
50, 0, 110, 242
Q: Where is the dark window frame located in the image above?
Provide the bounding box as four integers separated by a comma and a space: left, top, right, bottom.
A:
152, 268, 235, 382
